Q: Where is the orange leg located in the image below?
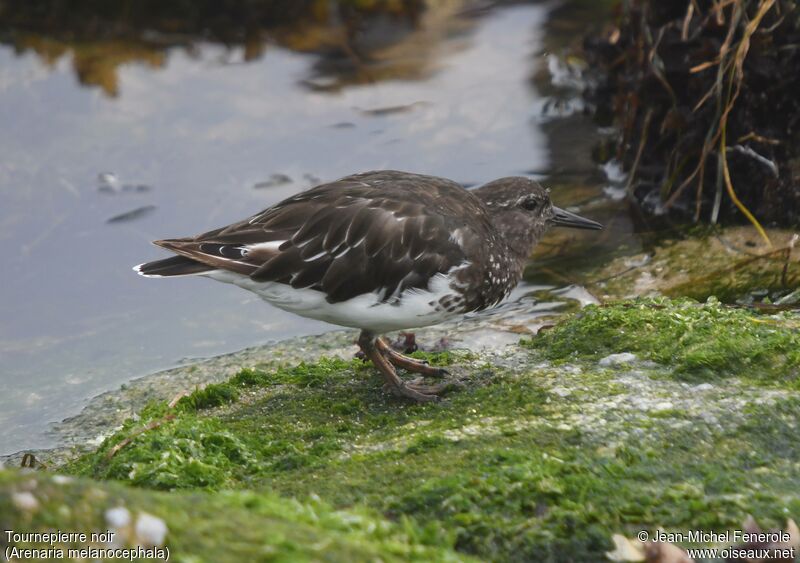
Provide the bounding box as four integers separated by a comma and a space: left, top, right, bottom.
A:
358, 331, 452, 402
375, 337, 448, 378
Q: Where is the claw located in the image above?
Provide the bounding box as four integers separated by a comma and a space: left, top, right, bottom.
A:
375, 337, 447, 378
407, 377, 462, 395
360, 331, 457, 403
385, 382, 442, 402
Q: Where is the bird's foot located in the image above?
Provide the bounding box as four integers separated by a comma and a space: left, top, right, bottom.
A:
380, 376, 462, 402
359, 331, 457, 403
376, 337, 448, 378
382, 381, 442, 402
406, 377, 461, 395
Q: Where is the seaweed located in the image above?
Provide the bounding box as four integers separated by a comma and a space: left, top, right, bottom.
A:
587, 0, 800, 227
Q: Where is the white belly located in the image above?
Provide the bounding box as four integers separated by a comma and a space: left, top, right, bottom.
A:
202, 269, 464, 333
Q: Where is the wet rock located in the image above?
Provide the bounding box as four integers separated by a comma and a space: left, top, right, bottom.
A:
584, 226, 800, 302
599, 352, 637, 367
2, 291, 798, 561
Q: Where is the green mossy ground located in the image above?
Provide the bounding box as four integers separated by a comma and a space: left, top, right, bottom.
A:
526, 297, 800, 385
548, 226, 800, 305
3, 299, 799, 561
0, 470, 469, 562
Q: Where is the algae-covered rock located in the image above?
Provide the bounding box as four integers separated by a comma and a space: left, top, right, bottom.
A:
562, 226, 800, 303
0, 469, 471, 562
2, 299, 798, 561
527, 296, 800, 384
8, 299, 789, 562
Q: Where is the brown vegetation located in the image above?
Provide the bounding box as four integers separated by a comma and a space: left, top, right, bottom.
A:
587, 0, 800, 229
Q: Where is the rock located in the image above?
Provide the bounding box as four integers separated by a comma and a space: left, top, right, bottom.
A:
105, 506, 131, 529
1, 299, 797, 561
606, 534, 645, 561
134, 512, 168, 547
643, 542, 693, 563
11, 491, 39, 512
585, 227, 800, 302
599, 352, 638, 367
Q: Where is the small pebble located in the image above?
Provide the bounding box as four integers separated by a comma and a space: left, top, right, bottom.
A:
105, 506, 131, 529
550, 387, 572, 398
12, 491, 39, 512
598, 352, 638, 367
135, 512, 168, 547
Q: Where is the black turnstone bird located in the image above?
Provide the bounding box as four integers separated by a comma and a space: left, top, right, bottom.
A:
135, 170, 601, 401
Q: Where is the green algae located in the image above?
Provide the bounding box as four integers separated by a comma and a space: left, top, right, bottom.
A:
572, 226, 800, 304
524, 297, 800, 385
0, 470, 471, 563
174, 359, 357, 412
56, 337, 800, 562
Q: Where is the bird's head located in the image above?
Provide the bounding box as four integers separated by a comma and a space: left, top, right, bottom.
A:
473, 176, 602, 258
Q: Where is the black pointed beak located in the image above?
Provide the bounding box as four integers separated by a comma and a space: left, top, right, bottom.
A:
551, 206, 603, 230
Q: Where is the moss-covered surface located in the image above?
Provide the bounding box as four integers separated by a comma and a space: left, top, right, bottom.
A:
0, 469, 470, 562
4, 301, 796, 561
526, 297, 800, 385
528, 224, 800, 306
568, 226, 800, 303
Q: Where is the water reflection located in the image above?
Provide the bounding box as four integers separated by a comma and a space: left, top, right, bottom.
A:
0, 1, 556, 454
1, 0, 476, 96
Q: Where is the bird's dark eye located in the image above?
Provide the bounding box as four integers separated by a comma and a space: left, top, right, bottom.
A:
521, 198, 540, 211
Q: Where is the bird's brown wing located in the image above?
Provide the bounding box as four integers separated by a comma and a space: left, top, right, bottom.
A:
150, 171, 488, 303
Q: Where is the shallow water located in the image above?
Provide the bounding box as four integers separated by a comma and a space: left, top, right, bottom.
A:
0, 1, 632, 455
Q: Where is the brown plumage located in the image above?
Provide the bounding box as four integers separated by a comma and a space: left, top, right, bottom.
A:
136, 170, 602, 401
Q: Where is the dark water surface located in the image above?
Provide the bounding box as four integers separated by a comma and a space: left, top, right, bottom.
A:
0, 1, 628, 455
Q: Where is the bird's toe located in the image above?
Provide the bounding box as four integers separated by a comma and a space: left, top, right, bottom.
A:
384, 382, 441, 403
